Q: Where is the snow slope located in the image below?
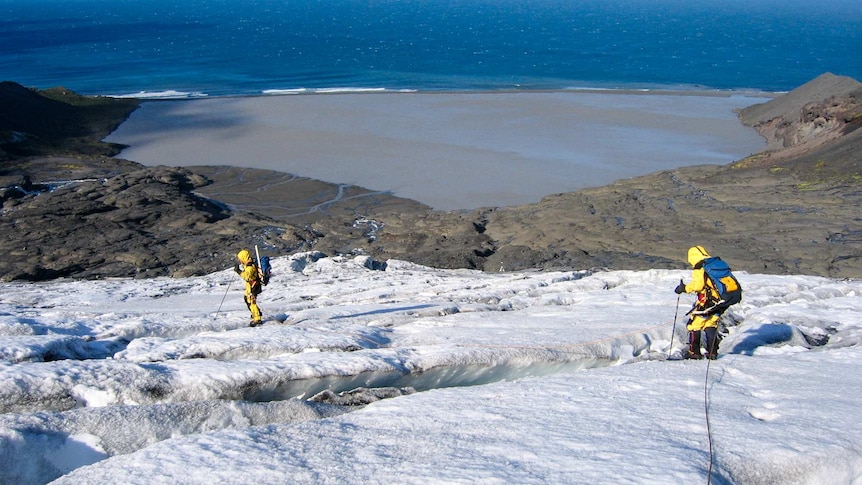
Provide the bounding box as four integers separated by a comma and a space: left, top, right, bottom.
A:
1, 254, 860, 484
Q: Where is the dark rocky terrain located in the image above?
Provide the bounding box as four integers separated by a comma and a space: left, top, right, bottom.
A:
1, 73, 860, 281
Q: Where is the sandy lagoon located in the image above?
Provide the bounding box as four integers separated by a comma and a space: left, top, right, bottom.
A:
105, 91, 769, 210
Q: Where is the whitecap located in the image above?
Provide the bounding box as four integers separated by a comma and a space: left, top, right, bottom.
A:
109, 90, 209, 100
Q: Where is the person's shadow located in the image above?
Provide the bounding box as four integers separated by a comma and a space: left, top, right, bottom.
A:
728, 323, 795, 355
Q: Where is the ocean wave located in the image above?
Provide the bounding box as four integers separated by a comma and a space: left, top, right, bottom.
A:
262, 88, 309, 95
109, 85, 776, 101
315, 87, 387, 94
313, 87, 417, 94
263, 87, 419, 96
108, 90, 209, 100
103, 84, 778, 102
562, 82, 778, 97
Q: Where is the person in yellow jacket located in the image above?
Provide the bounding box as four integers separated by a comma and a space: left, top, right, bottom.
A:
674, 245, 728, 360
234, 249, 263, 326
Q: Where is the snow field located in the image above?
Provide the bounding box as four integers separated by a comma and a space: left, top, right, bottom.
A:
1, 253, 860, 484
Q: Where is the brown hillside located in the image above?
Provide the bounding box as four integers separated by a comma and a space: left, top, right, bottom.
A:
1, 74, 860, 280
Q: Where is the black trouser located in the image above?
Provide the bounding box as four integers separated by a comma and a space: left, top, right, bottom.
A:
689, 327, 720, 357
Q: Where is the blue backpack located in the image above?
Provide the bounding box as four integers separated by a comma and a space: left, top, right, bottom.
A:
259, 256, 272, 286
701, 257, 742, 306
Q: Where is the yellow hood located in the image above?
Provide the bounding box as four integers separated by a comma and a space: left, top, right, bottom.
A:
687, 246, 710, 267
237, 249, 254, 264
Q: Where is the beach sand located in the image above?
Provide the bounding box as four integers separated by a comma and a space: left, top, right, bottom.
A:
105, 91, 769, 210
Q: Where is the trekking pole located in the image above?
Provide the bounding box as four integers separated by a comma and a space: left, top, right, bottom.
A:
215, 279, 233, 316
667, 284, 682, 357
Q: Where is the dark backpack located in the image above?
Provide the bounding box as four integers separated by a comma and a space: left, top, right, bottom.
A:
701, 257, 742, 306
259, 256, 272, 286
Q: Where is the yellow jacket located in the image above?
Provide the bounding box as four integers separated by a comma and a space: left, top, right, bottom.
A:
236, 249, 261, 295
683, 246, 720, 302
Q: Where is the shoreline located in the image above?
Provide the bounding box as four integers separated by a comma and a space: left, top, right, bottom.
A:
111, 85, 782, 101
105, 90, 770, 211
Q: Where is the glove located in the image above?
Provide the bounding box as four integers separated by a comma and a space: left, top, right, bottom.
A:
674, 281, 686, 294
234, 264, 243, 274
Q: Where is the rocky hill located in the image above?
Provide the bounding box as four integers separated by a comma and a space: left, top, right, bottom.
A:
0, 81, 138, 157
1, 73, 860, 281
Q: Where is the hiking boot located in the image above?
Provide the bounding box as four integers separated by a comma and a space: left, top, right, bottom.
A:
249, 319, 262, 327
685, 351, 704, 360
706, 353, 718, 360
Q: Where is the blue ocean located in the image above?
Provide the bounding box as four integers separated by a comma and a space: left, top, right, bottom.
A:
2, 0, 860, 97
